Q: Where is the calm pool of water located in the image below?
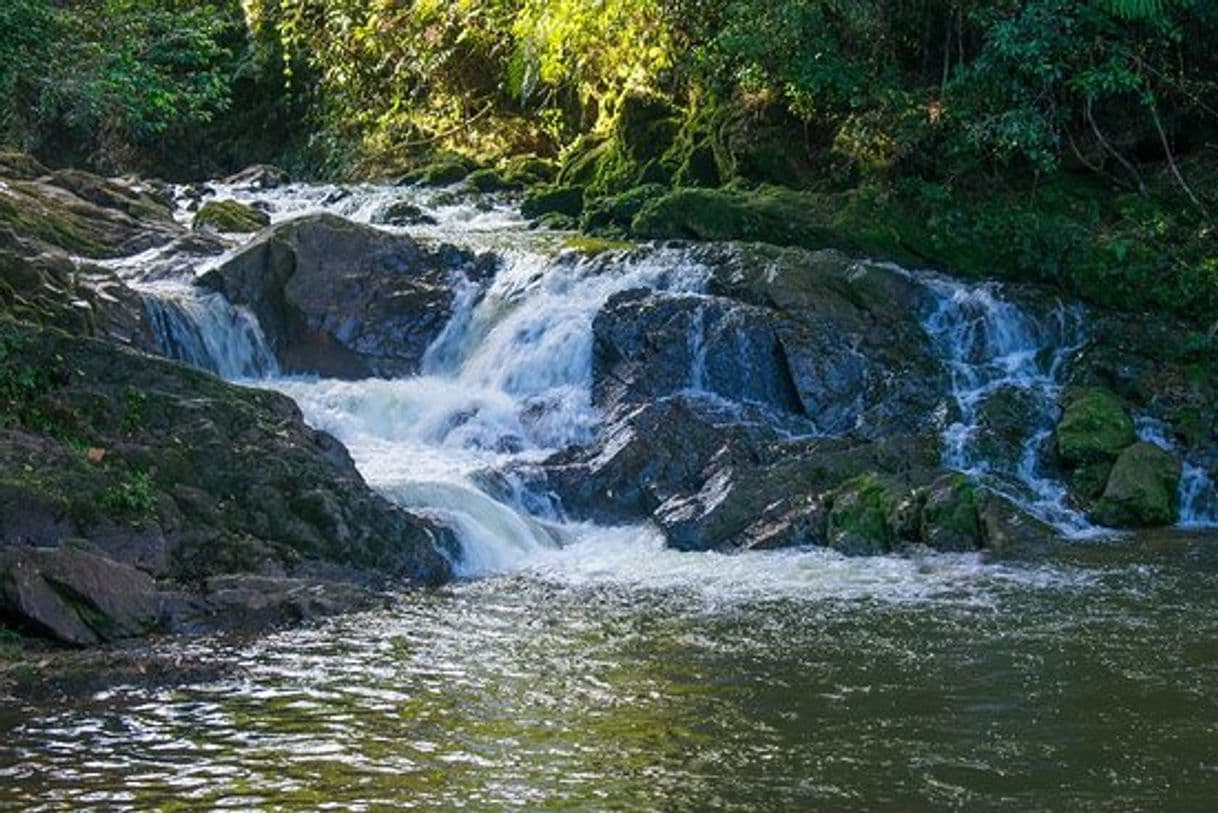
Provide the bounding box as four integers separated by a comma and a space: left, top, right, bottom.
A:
3, 532, 1217, 811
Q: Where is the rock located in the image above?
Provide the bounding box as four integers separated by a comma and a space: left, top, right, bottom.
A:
0, 547, 158, 645
399, 156, 473, 187
372, 200, 438, 227
499, 155, 557, 187
192, 199, 271, 233
706, 244, 944, 436
920, 473, 983, 552
0, 151, 49, 180
223, 164, 290, 190
0, 322, 456, 644
200, 213, 496, 378
826, 475, 898, 555
521, 184, 585, 220
464, 168, 511, 193
0, 163, 183, 259
0, 236, 159, 350
1056, 386, 1135, 465
582, 184, 666, 234
592, 289, 802, 415
977, 491, 1056, 554
973, 385, 1044, 471
1091, 441, 1182, 528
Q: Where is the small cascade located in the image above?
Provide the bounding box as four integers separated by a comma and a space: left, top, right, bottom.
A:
920, 278, 1093, 533
140, 283, 278, 379
1136, 418, 1218, 528
273, 245, 711, 570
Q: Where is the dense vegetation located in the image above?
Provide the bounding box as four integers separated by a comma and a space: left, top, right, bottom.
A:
1, 0, 1215, 319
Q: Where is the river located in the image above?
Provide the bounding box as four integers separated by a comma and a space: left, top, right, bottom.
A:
2, 182, 1216, 810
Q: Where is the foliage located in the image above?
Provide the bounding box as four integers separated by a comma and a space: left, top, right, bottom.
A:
100, 469, 158, 518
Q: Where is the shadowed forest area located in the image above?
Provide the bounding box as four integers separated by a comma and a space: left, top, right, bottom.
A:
3, 0, 1216, 318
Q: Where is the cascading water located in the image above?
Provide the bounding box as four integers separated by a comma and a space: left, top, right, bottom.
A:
139, 281, 278, 379
111, 179, 1213, 573
1137, 418, 1218, 528
919, 277, 1095, 534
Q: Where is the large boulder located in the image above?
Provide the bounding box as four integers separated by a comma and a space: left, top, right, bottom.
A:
1090, 441, 1182, 528
1056, 387, 1135, 465
704, 244, 945, 436
0, 322, 455, 644
200, 213, 496, 378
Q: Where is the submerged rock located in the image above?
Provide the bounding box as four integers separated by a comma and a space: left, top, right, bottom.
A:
200, 213, 496, 378
1091, 441, 1182, 528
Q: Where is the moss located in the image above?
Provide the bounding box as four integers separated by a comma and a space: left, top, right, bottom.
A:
827, 474, 896, 555
464, 168, 510, 193
401, 155, 474, 187
499, 154, 557, 187
920, 473, 982, 552
192, 200, 270, 234
521, 184, 585, 220
581, 183, 666, 234
1055, 387, 1135, 466
562, 235, 636, 255
1090, 441, 1182, 528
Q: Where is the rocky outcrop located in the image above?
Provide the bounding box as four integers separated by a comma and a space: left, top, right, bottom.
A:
0, 164, 181, 259
200, 214, 497, 378
0, 323, 454, 645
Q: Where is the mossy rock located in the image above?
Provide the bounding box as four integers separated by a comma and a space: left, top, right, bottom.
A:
629, 187, 912, 262
920, 473, 982, 552
521, 184, 585, 220
533, 212, 579, 231
1090, 441, 1182, 528
402, 156, 473, 187
0, 151, 49, 181
192, 200, 270, 234
581, 183, 666, 234
1055, 387, 1135, 466
1069, 461, 1114, 505
464, 168, 510, 193
827, 475, 896, 555
373, 200, 438, 227
499, 154, 557, 187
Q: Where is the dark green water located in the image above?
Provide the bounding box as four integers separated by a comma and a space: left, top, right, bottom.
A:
3, 533, 1218, 811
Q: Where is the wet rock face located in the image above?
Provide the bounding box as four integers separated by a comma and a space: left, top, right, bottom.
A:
200, 214, 497, 378
592, 289, 802, 415
0, 323, 455, 645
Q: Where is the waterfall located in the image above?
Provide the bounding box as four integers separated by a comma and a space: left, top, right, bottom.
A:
140, 283, 278, 380
920, 278, 1094, 534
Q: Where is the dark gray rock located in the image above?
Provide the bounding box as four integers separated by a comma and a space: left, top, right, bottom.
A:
0, 546, 159, 645
200, 213, 497, 378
